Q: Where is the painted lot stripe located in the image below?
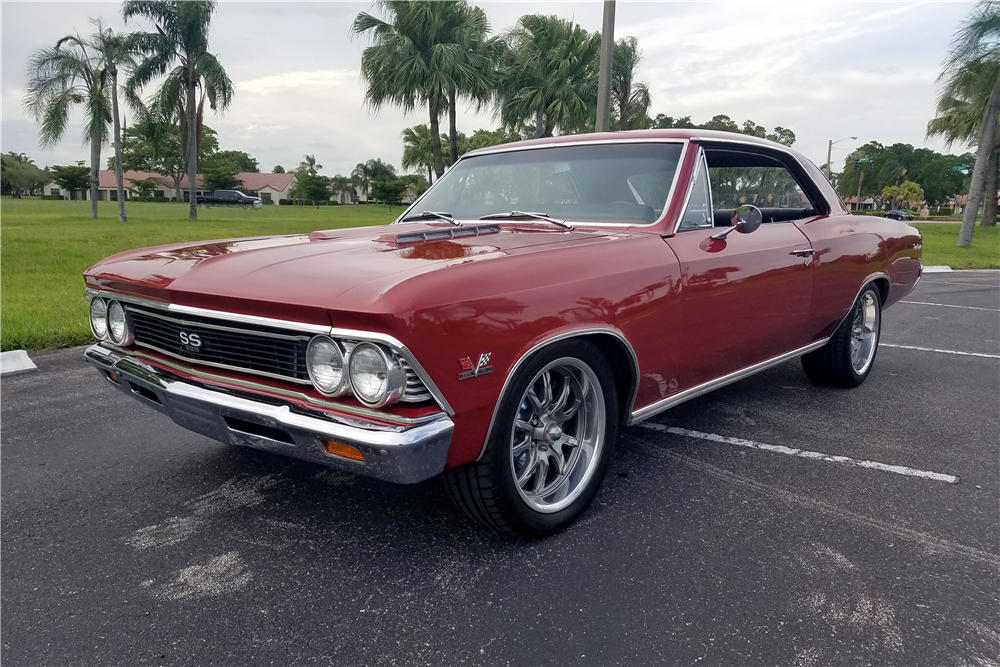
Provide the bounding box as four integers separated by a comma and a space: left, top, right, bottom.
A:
901, 300, 999, 312
921, 281, 1000, 287
639, 423, 960, 484
881, 343, 1000, 359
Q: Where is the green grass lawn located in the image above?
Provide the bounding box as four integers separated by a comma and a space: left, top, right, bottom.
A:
1, 198, 398, 351
913, 223, 1000, 270
2, 199, 997, 352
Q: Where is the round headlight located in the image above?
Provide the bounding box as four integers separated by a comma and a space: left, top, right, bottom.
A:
89, 297, 108, 339
107, 300, 132, 345
307, 336, 347, 396
348, 343, 405, 407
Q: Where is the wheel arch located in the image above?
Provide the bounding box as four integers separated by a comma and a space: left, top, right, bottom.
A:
476, 327, 639, 461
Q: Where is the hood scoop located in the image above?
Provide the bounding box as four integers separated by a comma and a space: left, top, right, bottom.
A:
395, 224, 502, 245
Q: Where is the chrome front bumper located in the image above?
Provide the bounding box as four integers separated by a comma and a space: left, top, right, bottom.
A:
84, 345, 453, 484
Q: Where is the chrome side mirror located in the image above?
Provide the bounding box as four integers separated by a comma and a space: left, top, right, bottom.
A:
711, 205, 763, 240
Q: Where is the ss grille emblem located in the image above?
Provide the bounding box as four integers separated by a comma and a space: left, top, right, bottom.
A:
179, 331, 202, 348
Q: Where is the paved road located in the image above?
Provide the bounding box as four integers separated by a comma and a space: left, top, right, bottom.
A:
3, 272, 998, 666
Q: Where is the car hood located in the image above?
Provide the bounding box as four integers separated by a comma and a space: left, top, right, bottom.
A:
86, 222, 628, 324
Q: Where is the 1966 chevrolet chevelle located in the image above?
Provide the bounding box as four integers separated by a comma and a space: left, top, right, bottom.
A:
83, 129, 922, 537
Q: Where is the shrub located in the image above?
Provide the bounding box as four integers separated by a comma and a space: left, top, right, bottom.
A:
262, 198, 274, 205
40, 194, 64, 200
279, 199, 292, 205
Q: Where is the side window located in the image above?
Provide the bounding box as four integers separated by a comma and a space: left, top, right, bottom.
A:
705, 151, 817, 223
678, 157, 713, 231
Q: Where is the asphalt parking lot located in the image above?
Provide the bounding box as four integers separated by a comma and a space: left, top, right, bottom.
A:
3, 271, 998, 666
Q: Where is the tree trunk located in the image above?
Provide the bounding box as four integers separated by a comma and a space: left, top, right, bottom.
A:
186, 70, 199, 220
89, 129, 101, 219
959, 75, 1000, 246
535, 107, 545, 139
427, 165, 433, 184
429, 105, 445, 178
448, 87, 458, 165
112, 70, 127, 223
982, 143, 999, 228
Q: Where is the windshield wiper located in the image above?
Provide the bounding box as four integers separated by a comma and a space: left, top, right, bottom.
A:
401, 210, 460, 226
478, 210, 574, 231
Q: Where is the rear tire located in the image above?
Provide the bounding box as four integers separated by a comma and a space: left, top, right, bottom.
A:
444, 340, 618, 538
802, 285, 882, 387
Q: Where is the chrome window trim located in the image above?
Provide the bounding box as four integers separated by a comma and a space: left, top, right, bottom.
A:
628, 337, 831, 424
672, 147, 714, 235
106, 344, 447, 428
476, 327, 640, 461
393, 138, 690, 231
87, 289, 454, 415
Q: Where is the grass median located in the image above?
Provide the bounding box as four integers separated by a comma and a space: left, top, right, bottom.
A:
1, 198, 398, 351
2, 200, 997, 352
912, 223, 999, 269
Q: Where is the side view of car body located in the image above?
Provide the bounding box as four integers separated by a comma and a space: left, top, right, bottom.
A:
195, 189, 262, 208
82, 129, 922, 536
883, 209, 915, 221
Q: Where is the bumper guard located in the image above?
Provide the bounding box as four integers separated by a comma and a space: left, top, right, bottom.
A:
84, 345, 453, 484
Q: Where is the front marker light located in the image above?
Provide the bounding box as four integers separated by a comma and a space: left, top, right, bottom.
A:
89, 297, 108, 339
348, 343, 406, 408
307, 336, 347, 396
107, 300, 132, 345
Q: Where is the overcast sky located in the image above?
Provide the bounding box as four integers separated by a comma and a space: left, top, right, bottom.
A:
1, 1, 974, 178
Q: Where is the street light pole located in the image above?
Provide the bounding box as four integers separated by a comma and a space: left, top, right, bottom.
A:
595, 0, 616, 133
826, 135, 858, 178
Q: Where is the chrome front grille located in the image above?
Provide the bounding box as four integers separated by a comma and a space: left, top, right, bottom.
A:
127, 305, 432, 402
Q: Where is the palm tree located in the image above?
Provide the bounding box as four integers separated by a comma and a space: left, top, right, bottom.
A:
24, 29, 112, 219
329, 175, 354, 204
299, 154, 322, 174
84, 20, 135, 222
402, 124, 436, 183
123, 0, 234, 220
933, 0, 1000, 244
497, 15, 601, 139
351, 162, 372, 201
611, 37, 652, 131
929, 58, 1000, 228
354, 1, 469, 178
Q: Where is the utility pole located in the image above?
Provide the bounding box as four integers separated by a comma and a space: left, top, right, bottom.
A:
826, 136, 857, 178
595, 0, 616, 133
855, 171, 865, 211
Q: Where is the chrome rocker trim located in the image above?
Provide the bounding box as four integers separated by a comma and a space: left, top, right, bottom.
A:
628, 338, 830, 424
84, 345, 453, 484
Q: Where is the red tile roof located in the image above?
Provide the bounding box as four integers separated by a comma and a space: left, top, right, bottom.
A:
94, 170, 295, 191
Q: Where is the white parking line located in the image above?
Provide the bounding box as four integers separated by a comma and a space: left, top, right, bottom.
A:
881, 343, 1000, 359
921, 281, 1000, 287
639, 423, 960, 484
901, 300, 999, 312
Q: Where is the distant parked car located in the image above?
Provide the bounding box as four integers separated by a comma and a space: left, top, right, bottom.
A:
884, 209, 915, 221
196, 190, 262, 208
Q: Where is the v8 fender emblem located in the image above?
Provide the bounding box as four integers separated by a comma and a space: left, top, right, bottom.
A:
458, 353, 493, 380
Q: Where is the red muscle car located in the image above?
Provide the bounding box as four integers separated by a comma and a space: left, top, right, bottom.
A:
83, 129, 922, 537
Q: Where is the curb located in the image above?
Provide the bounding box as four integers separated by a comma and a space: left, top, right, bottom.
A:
923, 266, 953, 273
1, 350, 38, 376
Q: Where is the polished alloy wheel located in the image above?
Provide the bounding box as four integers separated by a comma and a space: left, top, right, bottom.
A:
510, 358, 605, 513
850, 290, 880, 374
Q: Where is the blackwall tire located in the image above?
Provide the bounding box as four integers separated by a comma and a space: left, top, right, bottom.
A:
443, 340, 618, 538
802, 285, 882, 387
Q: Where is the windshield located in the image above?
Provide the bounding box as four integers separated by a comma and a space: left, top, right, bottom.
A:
408, 142, 684, 225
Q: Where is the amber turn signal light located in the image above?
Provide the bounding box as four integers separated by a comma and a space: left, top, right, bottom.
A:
323, 440, 365, 462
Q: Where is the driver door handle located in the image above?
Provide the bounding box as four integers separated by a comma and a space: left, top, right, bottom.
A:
789, 249, 816, 256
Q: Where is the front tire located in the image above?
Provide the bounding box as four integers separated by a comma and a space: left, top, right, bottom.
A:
444, 340, 618, 538
802, 285, 882, 387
